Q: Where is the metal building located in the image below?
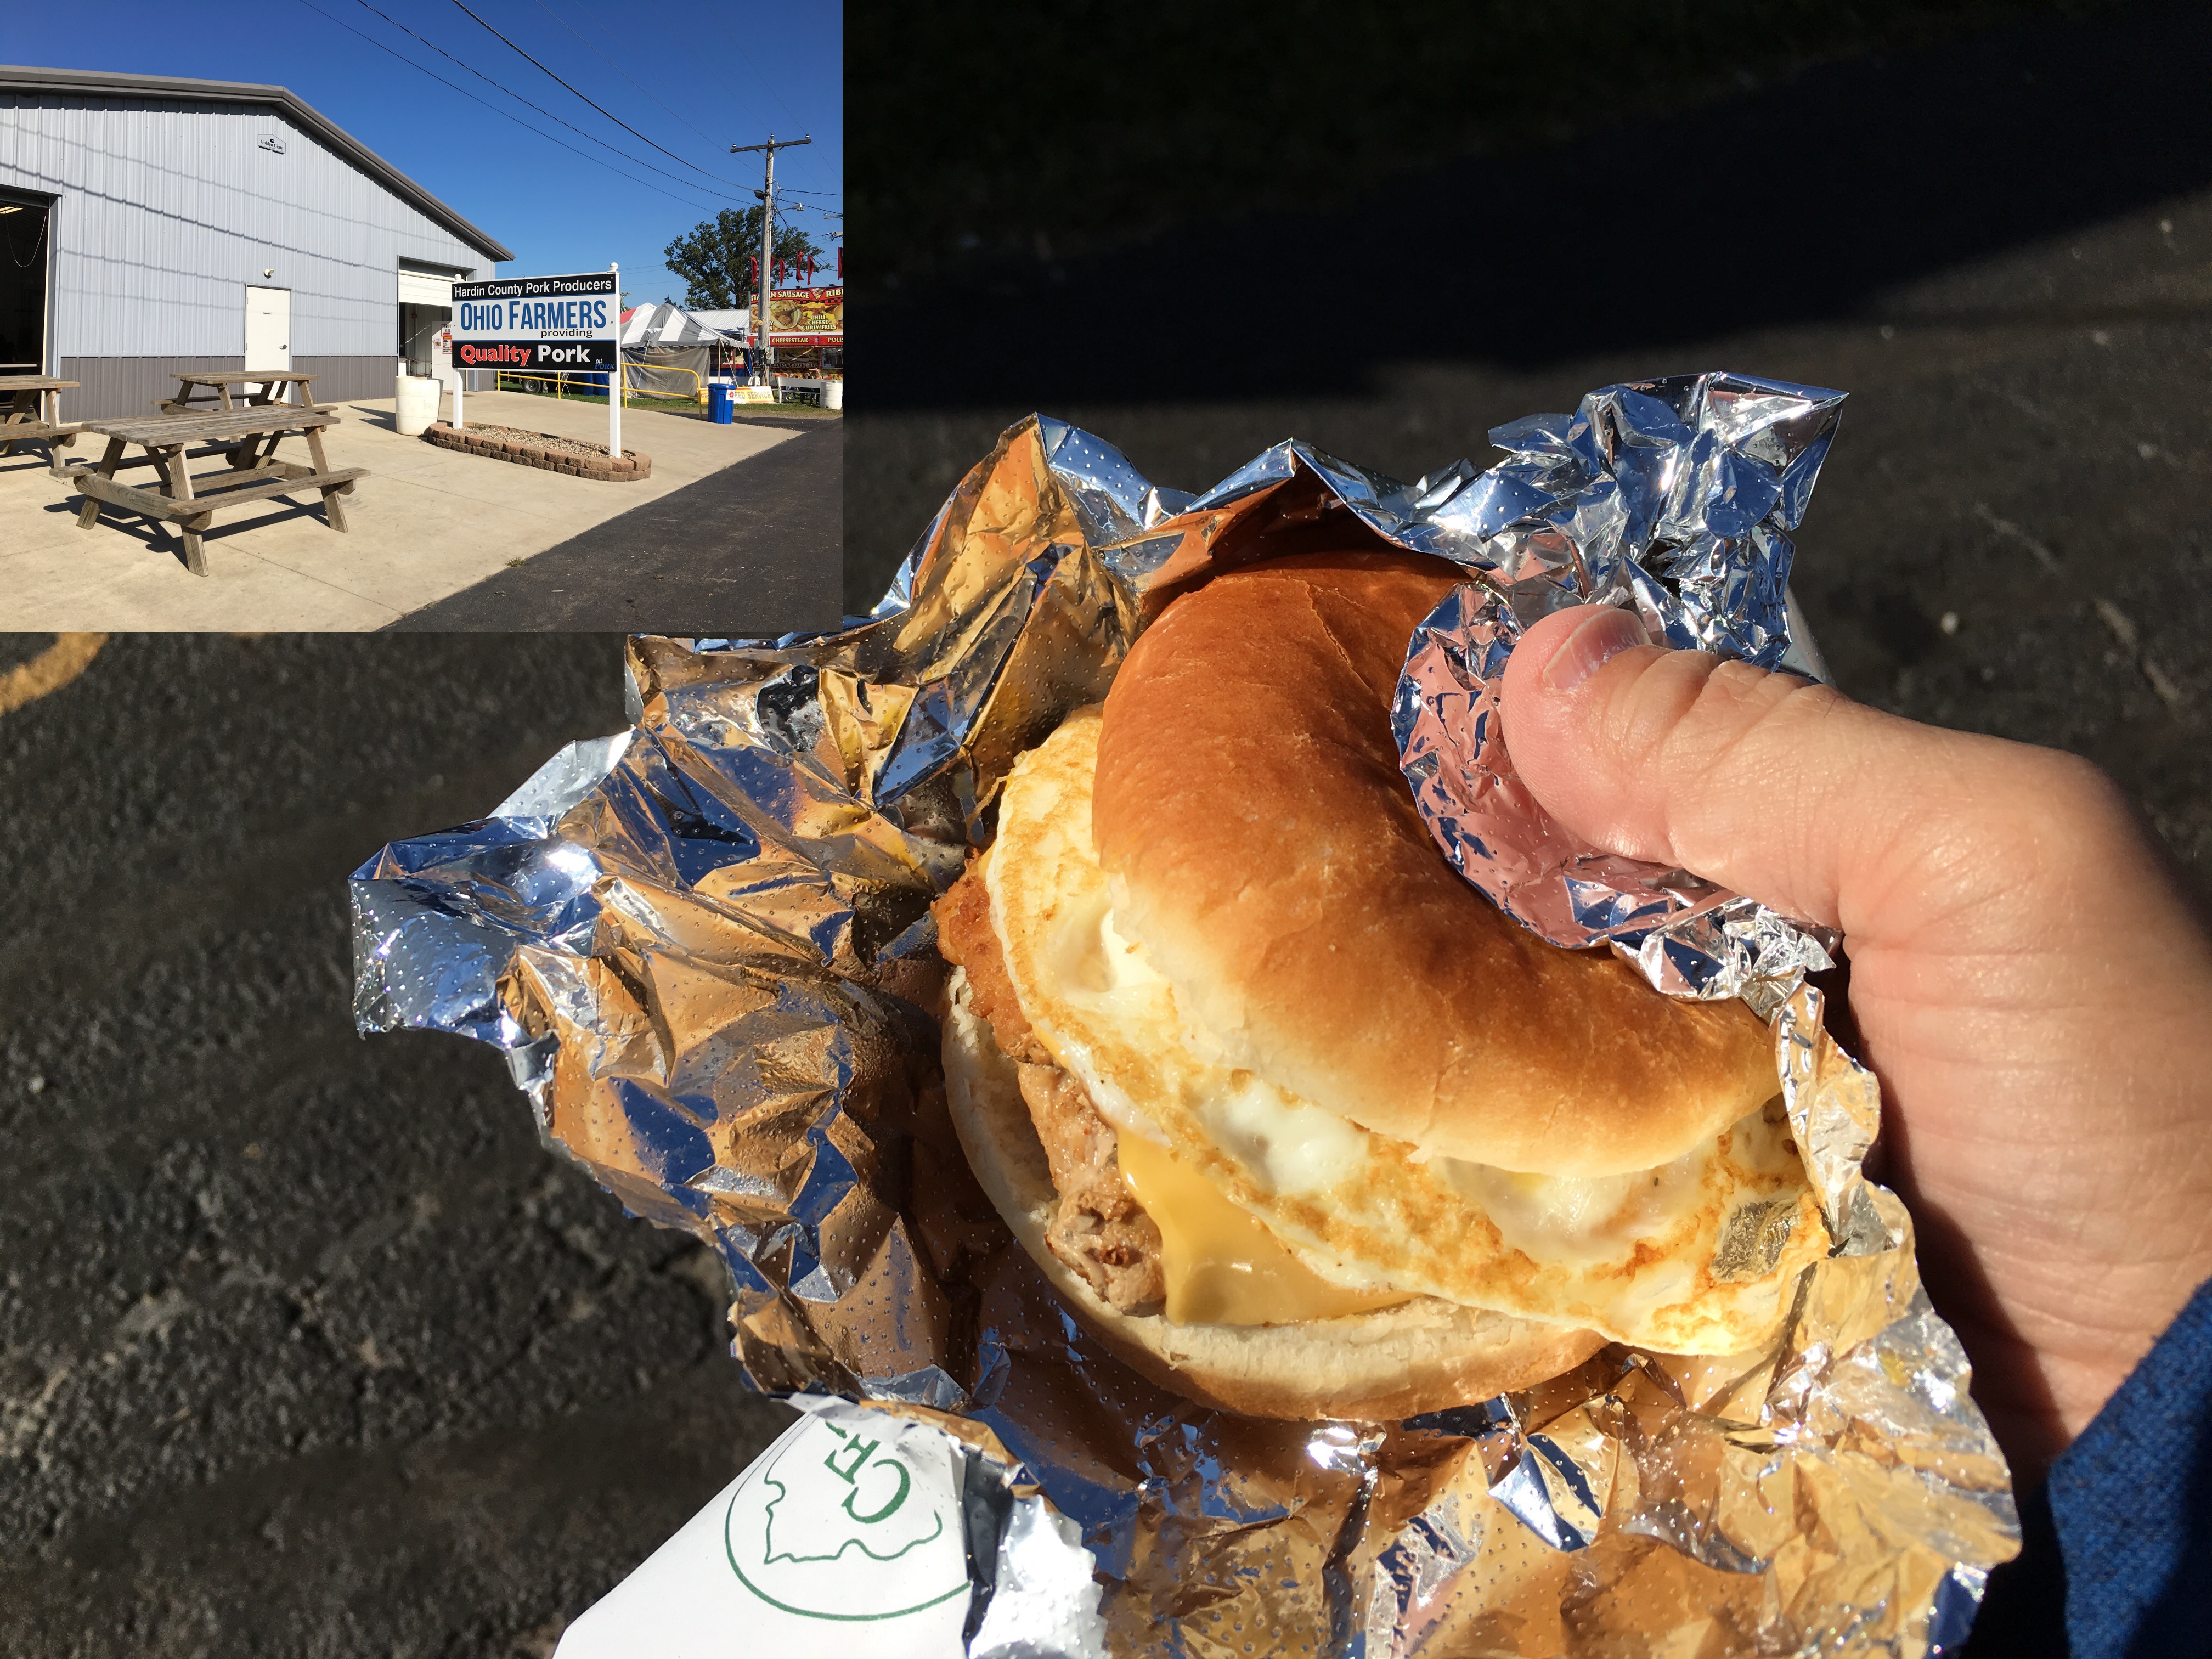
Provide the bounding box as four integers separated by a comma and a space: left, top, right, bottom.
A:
0, 64, 513, 419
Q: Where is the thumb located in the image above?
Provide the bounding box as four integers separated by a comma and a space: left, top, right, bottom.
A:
1496, 607, 2212, 1491
1496, 605, 2102, 943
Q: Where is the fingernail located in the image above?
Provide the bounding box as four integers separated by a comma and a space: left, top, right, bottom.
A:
1541, 606, 1649, 691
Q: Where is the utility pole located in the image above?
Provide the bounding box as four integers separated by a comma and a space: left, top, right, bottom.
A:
731, 133, 809, 388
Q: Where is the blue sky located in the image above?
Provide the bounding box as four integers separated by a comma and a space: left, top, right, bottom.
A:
8, 0, 842, 305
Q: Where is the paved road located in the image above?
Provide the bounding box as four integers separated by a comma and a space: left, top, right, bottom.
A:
0, 635, 796, 1657
391, 422, 842, 634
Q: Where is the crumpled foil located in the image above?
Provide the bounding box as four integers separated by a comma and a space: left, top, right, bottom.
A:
782, 1393, 1111, 1659
1392, 374, 1846, 1012
353, 393, 2018, 1657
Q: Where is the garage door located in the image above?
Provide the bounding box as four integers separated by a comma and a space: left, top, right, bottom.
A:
397, 269, 455, 307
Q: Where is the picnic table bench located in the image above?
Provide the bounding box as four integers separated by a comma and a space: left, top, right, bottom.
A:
66, 408, 365, 577
156, 369, 328, 415
1, 375, 81, 472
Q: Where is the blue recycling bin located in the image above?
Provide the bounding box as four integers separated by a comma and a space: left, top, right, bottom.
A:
709, 383, 736, 424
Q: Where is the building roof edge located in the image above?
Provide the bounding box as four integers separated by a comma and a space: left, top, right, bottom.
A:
0, 64, 517, 264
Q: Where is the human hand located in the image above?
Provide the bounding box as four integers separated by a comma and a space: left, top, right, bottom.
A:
1498, 605, 2212, 1483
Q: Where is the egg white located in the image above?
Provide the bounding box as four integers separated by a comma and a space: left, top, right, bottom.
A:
985, 708, 1826, 1355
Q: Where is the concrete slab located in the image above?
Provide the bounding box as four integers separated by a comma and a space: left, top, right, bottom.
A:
0, 390, 806, 630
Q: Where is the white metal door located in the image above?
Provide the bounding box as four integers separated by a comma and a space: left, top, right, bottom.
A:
244, 285, 290, 371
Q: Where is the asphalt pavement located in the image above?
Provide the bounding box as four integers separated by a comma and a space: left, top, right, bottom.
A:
845, 16, 2212, 1646
0, 635, 797, 1657
391, 421, 842, 634
845, 5, 2212, 918
9, 7, 2212, 1655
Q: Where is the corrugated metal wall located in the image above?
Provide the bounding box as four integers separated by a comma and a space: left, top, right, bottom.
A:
289, 354, 407, 404
54, 354, 243, 424
0, 92, 490, 361
54, 354, 407, 419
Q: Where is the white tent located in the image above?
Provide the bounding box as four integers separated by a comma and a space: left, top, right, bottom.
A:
685, 307, 749, 338
617, 303, 736, 397
618, 302, 734, 349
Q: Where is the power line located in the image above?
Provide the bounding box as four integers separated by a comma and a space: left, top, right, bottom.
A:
528, 0, 742, 155
452, 0, 749, 189
632, 0, 834, 202
624, 0, 770, 139
352, 0, 749, 205
686, 0, 802, 129
292, 0, 727, 214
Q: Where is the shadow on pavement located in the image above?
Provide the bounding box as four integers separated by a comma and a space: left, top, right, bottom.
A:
37, 488, 346, 574
387, 421, 841, 633
856, 3, 2212, 409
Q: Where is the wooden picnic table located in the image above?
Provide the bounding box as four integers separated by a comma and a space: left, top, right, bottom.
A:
157, 370, 323, 415
0, 375, 81, 471
67, 408, 366, 577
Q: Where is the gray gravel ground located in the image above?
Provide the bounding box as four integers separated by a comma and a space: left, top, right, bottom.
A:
0, 635, 796, 1657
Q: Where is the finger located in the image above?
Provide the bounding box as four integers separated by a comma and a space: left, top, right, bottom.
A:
1496, 605, 2091, 941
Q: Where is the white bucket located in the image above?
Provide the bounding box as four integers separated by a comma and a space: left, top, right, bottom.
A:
394, 374, 442, 437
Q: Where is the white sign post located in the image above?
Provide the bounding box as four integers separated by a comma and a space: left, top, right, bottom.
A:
608, 261, 622, 466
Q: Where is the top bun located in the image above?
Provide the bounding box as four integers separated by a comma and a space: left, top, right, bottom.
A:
1091, 551, 1779, 1178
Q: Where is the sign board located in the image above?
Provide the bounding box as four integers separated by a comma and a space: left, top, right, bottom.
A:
766, 286, 842, 346
452, 270, 619, 372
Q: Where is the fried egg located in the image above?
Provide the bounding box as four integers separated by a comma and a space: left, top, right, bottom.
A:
983, 709, 1826, 1355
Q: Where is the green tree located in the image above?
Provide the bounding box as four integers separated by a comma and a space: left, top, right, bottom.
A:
663, 208, 823, 308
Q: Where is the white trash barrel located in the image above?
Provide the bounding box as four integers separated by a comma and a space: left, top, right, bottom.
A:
394, 374, 441, 437
821, 379, 843, 411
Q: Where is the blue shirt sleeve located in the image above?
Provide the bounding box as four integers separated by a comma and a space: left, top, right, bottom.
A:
2046, 1273, 2212, 1656
1966, 1274, 2212, 1657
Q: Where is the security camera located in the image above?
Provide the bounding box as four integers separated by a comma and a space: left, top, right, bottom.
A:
263, 268, 275, 278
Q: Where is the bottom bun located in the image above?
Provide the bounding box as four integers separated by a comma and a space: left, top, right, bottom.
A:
943, 971, 1606, 1420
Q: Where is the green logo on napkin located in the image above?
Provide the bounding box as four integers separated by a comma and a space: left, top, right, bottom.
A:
726, 1418, 968, 1621
763, 1424, 946, 1563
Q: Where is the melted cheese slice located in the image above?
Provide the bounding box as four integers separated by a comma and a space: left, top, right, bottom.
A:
984, 708, 1827, 1355
1115, 1128, 1410, 1324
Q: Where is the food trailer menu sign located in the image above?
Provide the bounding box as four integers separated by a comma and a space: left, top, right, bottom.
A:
452, 270, 618, 371
767, 286, 842, 346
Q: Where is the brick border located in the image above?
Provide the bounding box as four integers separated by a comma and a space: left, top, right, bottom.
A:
423, 422, 651, 482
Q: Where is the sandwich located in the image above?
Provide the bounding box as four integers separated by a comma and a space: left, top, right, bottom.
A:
934, 551, 1824, 1420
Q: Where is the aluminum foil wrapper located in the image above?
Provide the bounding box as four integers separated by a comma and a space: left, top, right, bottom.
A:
1392, 374, 1845, 1013
353, 392, 2018, 1656
787, 1393, 1113, 1659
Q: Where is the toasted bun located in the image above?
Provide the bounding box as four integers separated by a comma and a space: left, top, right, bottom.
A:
1092, 551, 1779, 1178
943, 970, 1606, 1420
